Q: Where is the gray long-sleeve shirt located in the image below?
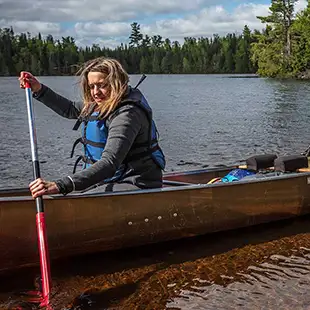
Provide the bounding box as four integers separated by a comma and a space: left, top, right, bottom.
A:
33, 85, 163, 193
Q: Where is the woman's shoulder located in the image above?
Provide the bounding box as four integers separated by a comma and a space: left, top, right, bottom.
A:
107, 102, 147, 125
112, 97, 148, 116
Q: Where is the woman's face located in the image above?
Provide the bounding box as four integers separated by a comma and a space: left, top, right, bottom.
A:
87, 71, 109, 104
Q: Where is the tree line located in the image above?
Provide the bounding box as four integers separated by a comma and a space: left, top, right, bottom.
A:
0, 0, 309, 78
0, 24, 256, 76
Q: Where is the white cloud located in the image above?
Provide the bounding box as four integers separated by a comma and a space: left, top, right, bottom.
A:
0, 0, 308, 48
141, 3, 270, 41
0, 19, 61, 36
295, 0, 308, 13
142, 0, 308, 42
0, 0, 218, 22
64, 3, 272, 48
74, 22, 130, 38
73, 23, 131, 48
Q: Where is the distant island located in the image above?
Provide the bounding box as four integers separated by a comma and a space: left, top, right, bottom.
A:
0, 0, 309, 79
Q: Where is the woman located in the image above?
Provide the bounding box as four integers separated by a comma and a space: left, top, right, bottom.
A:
19, 57, 165, 198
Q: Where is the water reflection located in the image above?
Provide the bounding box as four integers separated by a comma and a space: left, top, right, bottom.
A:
255, 79, 310, 156
167, 250, 310, 309
0, 216, 310, 309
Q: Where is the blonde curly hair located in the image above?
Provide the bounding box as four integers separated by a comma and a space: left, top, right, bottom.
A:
77, 57, 129, 118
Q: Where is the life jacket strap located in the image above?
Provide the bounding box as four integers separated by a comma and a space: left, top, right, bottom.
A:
72, 118, 82, 131
71, 137, 83, 158
73, 155, 96, 174
71, 137, 106, 158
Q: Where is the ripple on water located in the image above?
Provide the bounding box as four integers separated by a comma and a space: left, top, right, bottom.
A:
167, 248, 310, 310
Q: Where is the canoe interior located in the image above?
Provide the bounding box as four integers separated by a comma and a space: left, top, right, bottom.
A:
164, 166, 234, 184
0, 166, 235, 198
2, 156, 310, 197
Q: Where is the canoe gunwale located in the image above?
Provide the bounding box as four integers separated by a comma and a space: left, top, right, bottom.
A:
0, 169, 310, 202
0, 166, 230, 194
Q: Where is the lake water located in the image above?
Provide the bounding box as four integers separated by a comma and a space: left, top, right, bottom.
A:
1, 74, 310, 309
1, 74, 310, 188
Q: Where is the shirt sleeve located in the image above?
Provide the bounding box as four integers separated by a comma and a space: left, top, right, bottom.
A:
33, 84, 82, 119
55, 106, 144, 193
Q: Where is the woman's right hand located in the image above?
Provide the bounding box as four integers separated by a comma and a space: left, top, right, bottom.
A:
19, 71, 42, 93
29, 178, 60, 198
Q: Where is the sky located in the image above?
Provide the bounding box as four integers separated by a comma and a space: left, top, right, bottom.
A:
0, 0, 308, 49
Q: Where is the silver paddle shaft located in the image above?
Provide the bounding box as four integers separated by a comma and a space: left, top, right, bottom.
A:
25, 87, 39, 162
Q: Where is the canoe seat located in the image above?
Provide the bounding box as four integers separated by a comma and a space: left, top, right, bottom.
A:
240, 154, 310, 173
274, 155, 308, 172
246, 154, 277, 171
239, 166, 310, 173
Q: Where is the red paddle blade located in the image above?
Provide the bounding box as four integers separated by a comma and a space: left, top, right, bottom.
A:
36, 212, 51, 304
11, 290, 52, 309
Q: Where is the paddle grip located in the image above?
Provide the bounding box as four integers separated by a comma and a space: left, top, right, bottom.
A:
24, 73, 31, 89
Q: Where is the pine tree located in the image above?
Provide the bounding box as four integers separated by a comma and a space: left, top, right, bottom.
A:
235, 25, 252, 73
252, 0, 299, 76
257, 0, 298, 59
129, 22, 143, 48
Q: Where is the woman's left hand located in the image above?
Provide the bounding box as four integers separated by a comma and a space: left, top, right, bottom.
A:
29, 178, 60, 198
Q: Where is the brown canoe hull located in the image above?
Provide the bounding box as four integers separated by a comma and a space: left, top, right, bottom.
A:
1, 167, 310, 272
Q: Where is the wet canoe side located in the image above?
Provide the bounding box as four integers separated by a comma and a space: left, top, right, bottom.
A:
1, 171, 310, 272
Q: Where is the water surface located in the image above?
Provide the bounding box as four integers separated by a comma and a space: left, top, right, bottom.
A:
1, 74, 310, 188
1, 75, 310, 309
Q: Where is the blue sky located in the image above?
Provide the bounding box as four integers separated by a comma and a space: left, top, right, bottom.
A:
0, 0, 307, 48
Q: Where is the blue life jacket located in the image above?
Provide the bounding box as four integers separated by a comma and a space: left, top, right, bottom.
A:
71, 87, 165, 182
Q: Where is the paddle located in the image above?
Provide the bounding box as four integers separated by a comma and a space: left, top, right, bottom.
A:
134, 74, 147, 89
303, 146, 310, 157
24, 75, 52, 307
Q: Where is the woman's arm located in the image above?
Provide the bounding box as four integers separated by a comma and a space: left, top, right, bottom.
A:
34, 84, 82, 119
55, 105, 144, 193
19, 71, 82, 119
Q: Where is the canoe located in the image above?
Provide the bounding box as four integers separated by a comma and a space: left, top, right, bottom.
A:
1, 163, 310, 272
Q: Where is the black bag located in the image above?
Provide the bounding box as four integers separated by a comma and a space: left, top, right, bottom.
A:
246, 154, 277, 171
274, 155, 308, 172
